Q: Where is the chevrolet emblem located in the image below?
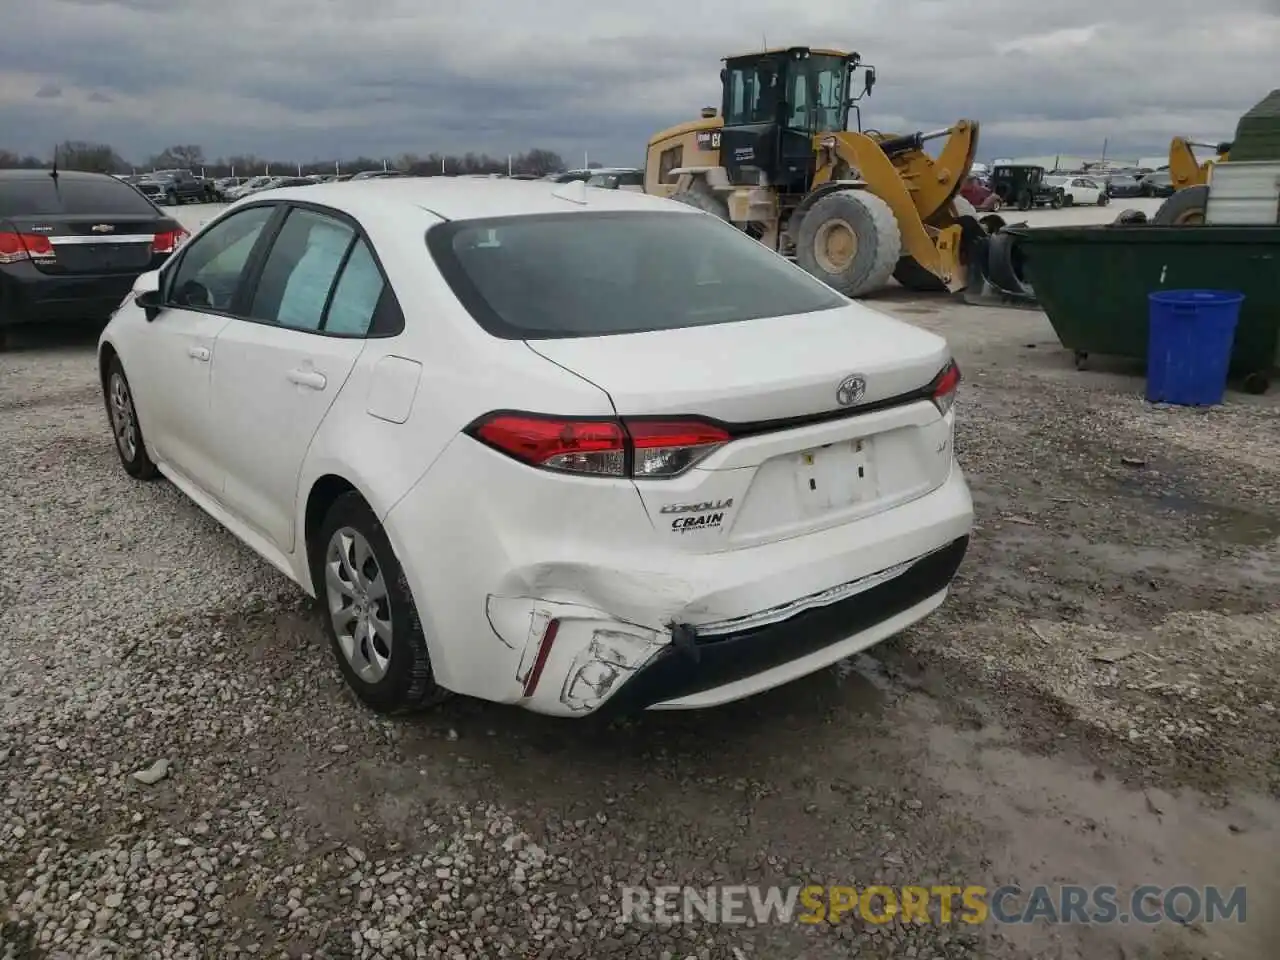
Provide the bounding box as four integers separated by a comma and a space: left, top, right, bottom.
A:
91, 224, 114, 233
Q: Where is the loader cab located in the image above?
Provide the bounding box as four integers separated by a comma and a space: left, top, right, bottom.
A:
718, 47, 869, 193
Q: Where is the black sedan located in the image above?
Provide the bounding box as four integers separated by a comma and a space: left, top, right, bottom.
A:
1139, 171, 1176, 197
1104, 173, 1146, 198
0, 170, 186, 348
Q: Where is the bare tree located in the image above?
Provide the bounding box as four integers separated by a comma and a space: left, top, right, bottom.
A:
148, 144, 205, 171
54, 141, 126, 173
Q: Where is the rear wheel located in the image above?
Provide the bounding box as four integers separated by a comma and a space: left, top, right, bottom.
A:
794, 190, 901, 298
1050, 192, 1064, 209
1152, 185, 1209, 226
1017, 191, 1032, 211
313, 492, 451, 714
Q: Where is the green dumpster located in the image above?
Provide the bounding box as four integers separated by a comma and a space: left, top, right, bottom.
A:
1009, 224, 1280, 392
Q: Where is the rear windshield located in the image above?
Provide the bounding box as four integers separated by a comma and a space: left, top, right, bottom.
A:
0, 176, 159, 217
426, 210, 846, 339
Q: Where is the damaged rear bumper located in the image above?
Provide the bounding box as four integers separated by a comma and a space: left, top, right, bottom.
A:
485, 535, 968, 716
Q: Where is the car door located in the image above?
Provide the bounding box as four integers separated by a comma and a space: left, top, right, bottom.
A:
133, 203, 281, 497
208, 204, 381, 552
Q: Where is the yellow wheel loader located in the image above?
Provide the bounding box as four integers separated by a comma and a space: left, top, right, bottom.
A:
1152, 136, 1231, 225
644, 46, 994, 298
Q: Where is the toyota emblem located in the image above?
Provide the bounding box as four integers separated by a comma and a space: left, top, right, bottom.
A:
836, 374, 867, 407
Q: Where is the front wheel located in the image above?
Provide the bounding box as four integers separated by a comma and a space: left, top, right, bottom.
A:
1050, 193, 1064, 209
314, 493, 451, 714
1097, 193, 1110, 206
103, 357, 158, 480
1063, 194, 1075, 207
794, 189, 902, 298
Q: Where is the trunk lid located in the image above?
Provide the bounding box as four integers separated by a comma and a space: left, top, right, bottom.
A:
4, 214, 171, 275
526, 303, 949, 426
527, 304, 957, 554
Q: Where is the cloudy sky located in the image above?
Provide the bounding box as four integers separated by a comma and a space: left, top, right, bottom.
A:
2, 0, 1277, 166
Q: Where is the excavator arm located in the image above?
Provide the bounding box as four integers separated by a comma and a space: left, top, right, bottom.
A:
1168, 136, 1229, 190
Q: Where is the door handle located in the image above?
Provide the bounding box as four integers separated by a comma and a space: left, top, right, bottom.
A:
188, 346, 210, 362
287, 368, 327, 390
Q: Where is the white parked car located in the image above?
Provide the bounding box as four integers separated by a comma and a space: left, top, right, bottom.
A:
98, 179, 973, 717
1049, 175, 1110, 207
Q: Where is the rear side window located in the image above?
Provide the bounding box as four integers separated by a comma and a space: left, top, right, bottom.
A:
0, 176, 159, 217
426, 210, 845, 339
248, 209, 355, 331
325, 240, 385, 335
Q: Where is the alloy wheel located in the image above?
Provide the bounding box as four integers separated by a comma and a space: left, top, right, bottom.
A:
109, 371, 138, 461
324, 527, 394, 683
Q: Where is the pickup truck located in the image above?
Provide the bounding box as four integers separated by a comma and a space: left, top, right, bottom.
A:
134, 169, 213, 205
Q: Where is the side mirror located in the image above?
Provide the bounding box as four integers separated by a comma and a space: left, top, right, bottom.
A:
133, 271, 163, 320
864, 68, 876, 95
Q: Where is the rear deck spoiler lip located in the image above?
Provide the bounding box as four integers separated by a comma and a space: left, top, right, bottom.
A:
622, 362, 955, 440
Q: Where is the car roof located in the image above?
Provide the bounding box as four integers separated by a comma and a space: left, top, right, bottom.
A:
239, 176, 687, 222
0, 169, 115, 181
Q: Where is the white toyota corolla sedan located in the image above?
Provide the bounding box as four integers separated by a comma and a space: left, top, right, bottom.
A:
98, 177, 973, 717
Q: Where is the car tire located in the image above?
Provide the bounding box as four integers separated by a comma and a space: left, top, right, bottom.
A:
1063, 194, 1075, 207
1050, 192, 1064, 209
313, 492, 451, 714
794, 189, 901, 298
1152, 185, 1209, 226
1017, 192, 1032, 211
1097, 193, 1110, 206
103, 357, 158, 480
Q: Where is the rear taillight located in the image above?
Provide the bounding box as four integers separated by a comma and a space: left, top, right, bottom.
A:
468, 412, 730, 479
0, 231, 54, 264
153, 228, 189, 254
628, 419, 731, 478
932, 361, 961, 416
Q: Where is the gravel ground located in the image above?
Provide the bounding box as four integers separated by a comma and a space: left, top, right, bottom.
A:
2, 195, 1278, 959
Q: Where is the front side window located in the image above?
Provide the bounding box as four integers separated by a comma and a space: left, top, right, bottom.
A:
427, 210, 846, 340
788, 56, 847, 133
166, 204, 276, 311
248, 208, 355, 331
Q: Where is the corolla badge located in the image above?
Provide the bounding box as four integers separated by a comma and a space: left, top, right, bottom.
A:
836, 374, 867, 407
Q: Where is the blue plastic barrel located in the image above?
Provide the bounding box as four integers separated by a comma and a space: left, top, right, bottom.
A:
1146, 290, 1245, 406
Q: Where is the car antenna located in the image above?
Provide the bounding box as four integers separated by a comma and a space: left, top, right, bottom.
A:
50, 145, 59, 181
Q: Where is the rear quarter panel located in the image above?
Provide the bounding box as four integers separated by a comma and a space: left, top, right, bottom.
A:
290, 204, 617, 590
